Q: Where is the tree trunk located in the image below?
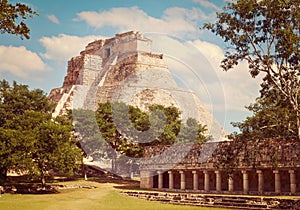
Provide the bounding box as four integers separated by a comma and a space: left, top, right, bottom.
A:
296, 111, 300, 141
40, 169, 46, 190
83, 164, 88, 181
41, 176, 46, 189
129, 160, 133, 179
111, 150, 117, 173
112, 158, 115, 173
84, 171, 88, 181
81, 158, 88, 181
0, 168, 7, 184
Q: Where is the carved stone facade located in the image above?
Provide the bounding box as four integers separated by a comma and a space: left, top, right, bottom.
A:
140, 137, 300, 195
48, 31, 226, 140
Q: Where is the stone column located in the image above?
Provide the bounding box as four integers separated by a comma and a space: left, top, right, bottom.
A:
168, 171, 174, 190
241, 170, 249, 193
192, 171, 199, 190
158, 171, 163, 189
179, 171, 186, 190
289, 170, 296, 194
204, 170, 210, 192
273, 170, 281, 193
215, 170, 221, 192
257, 170, 264, 193
228, 176, 234, 192
140, 170, 154, 189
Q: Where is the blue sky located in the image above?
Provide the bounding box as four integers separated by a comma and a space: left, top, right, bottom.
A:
0, 0, 262, 133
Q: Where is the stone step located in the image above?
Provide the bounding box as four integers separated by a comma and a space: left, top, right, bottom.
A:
221, 197, 251, 203
122, 191, 292, 209
171, 201, 266, 210
214, 201, 268, 209
176, 199, 268, 209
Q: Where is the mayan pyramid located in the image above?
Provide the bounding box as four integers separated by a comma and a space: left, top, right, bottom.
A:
48, 31, 227, 141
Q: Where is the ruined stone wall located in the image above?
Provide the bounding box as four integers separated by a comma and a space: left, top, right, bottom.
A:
138, 53, 166, 68
80, 39, 104, 56
141, 137, 300, 170
62, 54, 102, 87
63, 56, 83, 87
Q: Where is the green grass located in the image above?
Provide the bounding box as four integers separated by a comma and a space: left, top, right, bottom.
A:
0, 180, 227, 210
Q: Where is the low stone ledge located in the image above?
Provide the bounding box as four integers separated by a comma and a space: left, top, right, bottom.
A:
122, 191, 300, 209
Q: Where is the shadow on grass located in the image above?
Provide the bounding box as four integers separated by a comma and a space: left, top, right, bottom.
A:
3, 183, 59, 194
2, 174, 141, 194
85, 176, 141, 190
2, 175, 75, 194
113, 181, 140, 190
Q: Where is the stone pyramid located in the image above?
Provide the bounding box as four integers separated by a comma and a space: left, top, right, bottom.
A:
48, 31, 227, 141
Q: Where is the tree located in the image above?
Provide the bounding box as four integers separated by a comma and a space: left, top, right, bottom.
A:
28, 112, 81, 187
73, 109, 106, 159
0, 0, 38, 39
231, 87, 298, 140
95, 102, 207, 158
0, 127, 30, 181
9, 110, 81, 186
204, 0, 300, 139
0, 80, 81, 186
178, 118, 207, 144
0, 80, 53, 182
94, 102, 207, 174
148, 104, 181, 146
95, 102, 145, 166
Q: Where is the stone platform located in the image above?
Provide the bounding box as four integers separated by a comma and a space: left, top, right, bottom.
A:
122, 190, 300, 209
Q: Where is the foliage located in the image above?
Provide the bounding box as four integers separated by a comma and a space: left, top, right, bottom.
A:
0, 0, 38, 39
204, 0, 300, 139
178, 118, 207, 144
95, 102, 148, 159
73, 109, 106, 159
0, 80, 81, 185
31, 113, 81, 186
146, 104, 181, 146
95, 102, 207, 159
0, 80, 53, 124
231, 88, 298, 140
214, 137, 300, 177
0, 80, 53, 182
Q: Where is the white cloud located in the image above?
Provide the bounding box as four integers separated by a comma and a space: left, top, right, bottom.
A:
39, 34, 105, 61
192, 40, 262, 111
46, 14, 60, 24
0, 46, 48, 78
193, 0, 220, 10
144, 34, 261, 113
74, 7, 208, 37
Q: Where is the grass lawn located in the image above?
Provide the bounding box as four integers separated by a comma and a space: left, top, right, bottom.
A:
0, 179, 227, 210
